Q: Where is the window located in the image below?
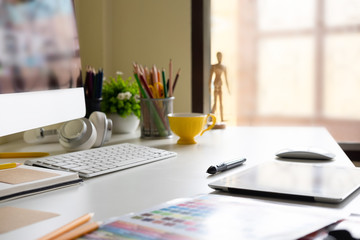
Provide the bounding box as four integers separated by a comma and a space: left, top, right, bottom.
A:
211, 0, 360, 142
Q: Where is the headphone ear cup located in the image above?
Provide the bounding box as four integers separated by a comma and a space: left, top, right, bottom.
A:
59, 118, 97, 151
104, 119, 113, 142
89, 111, 111, 148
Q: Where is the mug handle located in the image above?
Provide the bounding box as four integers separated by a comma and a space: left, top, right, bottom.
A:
200, 114, 217, 136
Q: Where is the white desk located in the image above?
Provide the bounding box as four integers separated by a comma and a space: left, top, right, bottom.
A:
0, 127, 359, 239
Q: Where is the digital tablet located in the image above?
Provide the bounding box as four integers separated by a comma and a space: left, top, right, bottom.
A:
209, 161, 360, 203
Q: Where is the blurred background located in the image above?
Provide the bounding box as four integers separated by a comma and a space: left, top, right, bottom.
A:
211, 0, 360, 143
0, 0, 81, 93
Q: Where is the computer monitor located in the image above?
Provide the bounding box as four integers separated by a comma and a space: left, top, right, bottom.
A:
0, 0, 85, 137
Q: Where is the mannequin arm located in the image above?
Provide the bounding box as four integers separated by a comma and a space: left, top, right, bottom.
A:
224, 68, 230, 94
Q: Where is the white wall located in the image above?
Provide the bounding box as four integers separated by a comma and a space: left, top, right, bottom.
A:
75, 0, 192, 113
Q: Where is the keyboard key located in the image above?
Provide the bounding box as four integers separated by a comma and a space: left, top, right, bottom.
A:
79, 169, 94, 174
61, 164, 79, 169
52, 162, 68, 167
72, 166, 91, 171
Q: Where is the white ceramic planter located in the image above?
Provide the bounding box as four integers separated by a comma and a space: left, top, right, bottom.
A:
107, 113, 140, 134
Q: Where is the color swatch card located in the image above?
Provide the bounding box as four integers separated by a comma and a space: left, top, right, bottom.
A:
80, 195, 345, 240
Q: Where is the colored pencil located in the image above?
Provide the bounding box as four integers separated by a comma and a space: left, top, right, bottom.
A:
137, 67, 154, 97
153, 65, 162, 97
53, 222, 101, 240
172, 68, 181, 93
97, 69, 104, 98
84, 66, 104, 100
144, 66, 150, 84
162, 69, 167, 98
139, 73, 154, 99
132, 62, 137, 69
92, 69, 95, 98
134, 73, 148, 99
0, 152, 49, 158
92, 69, 97, 99
38, 213, 94, 240
152, 65, 158, 83
0, 162, 21, 170
88, 69, 94, 99
139, 65, 145, 80
157, 71, 162, 97
168, 59, 173, 97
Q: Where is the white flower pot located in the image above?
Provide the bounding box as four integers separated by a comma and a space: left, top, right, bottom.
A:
107, 113, 140, 134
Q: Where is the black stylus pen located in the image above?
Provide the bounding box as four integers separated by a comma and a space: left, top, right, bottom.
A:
206, 158, 246, 174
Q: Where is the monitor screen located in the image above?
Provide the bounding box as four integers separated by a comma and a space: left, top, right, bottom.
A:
0, 0, 82, 92
0, 0, 85, 137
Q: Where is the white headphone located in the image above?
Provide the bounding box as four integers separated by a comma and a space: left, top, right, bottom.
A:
24, 111, 112, 151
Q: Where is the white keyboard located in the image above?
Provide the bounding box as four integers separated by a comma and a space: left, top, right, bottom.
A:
25, 143, 177, 178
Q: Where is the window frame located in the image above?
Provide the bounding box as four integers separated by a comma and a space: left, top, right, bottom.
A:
199, 0, 360, 143
249, 0, 360, 142
191, 0, 210, 113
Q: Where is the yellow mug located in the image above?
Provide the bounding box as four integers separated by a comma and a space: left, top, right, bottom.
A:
168, 113, 216, 144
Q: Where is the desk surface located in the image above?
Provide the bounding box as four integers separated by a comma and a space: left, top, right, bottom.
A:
0, 127, 359, 239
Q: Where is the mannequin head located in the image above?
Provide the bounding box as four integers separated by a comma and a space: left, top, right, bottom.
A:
216, 52, 223, 63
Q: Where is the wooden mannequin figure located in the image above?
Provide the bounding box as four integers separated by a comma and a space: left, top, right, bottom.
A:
209, 52, 230, 128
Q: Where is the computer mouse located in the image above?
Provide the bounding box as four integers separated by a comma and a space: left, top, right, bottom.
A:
276, 147, 336, 160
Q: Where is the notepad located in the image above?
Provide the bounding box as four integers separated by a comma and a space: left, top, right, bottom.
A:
0, 165, 82, 201
0, 206, 58, 234
0, 168, 59, 184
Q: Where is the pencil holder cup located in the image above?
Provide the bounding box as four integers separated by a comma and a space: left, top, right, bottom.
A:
140, 97, 174, 138
85, 97, 102, 118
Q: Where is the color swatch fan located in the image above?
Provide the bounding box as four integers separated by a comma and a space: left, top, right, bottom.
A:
79, 195, 344, 240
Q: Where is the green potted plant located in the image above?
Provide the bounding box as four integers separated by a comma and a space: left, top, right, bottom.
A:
101, 73, 141, 133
